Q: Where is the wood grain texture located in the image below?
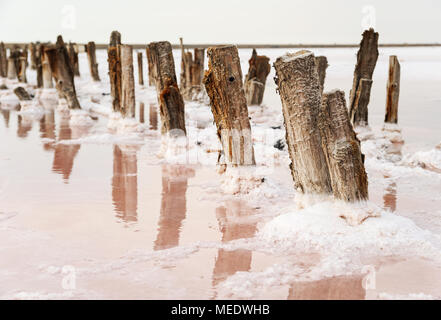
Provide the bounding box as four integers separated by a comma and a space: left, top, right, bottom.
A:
244, 49, 270, 105
385, 55, 400, 124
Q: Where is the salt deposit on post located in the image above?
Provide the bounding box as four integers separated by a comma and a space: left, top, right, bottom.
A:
120, 45, 136, 118
244, 49, 271, 106
349, 28, 379, 127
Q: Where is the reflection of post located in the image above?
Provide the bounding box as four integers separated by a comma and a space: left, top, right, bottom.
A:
154, 165, 194, 250
17, 115, 33, 138
288, 275, 366, 300
112, 145, 138, 222
1, 109, 10, 128
39, 110, 56, 151
212, 201, 257, 288
383, 175, 397, 212
139, 102, 145, 123
149, 104, 158, 130
52, 117, 81, 182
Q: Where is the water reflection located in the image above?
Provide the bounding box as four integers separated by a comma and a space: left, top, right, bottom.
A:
17, 115, 33, 138
112, 145, 139, 223
139, 102, 145, 124
1, 109, 10, 128
52, 117, 81, 182
154, 165, 195, 250
149, 104, 158, 130
212, 201, 257, 293
288, 275, 366, 300
39, 110, 56, 151
383, 175, 397, 212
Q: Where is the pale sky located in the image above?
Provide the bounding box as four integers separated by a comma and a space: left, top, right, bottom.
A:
0, 0, 440, 44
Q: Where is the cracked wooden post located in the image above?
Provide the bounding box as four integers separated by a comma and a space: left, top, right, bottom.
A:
7, 57, 17, 80
41, 47, 53, 89
120, 45, 135, 118
385, 55, 400, 124
18, 56, 27, 83
108, 31, 122, 112
148, 41, 186, 135
68, 42, 80, 76
244, 49, 270, 106
315, 56, 328, 93
137, 52, 144, 86
349, 28, 379, 126
179, 38, 205, 100
320, 90, 368, 201
29, 43, 37, 70
35, 44, 43, 88
14, 87, 31, 101
274, 50, 332, 195
86, 41, 100, 81
145, 46, 154, 86
203, 45, 256, 166
45, 36, 81, 109
0, 42, 7, 77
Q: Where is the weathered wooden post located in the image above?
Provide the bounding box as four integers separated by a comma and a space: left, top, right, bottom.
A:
148, 41, 186, 135
139, 102, 145, 123
315, 56, 328, 93
179, 38, 205, 100
0, 42, 7, 77
349, 28, 379, 126
18, 56, 27, 83
203, 45, 256, 166
244, 49, 271, 106
35, 44, 43, 88
45, 36, 81, 109
120, 45, 135, 118
145, 46, 154, 86
42, 47, 54, 89
137, 52, 144, 86
320, 90, 368, 201
7, 57, 17, 80
29, 43, 37, 70
68, 42, 80, 76
274, 50, 332, 194
86, 41, 100, 81
385, 55, 400, 124
108, 31, 122, 112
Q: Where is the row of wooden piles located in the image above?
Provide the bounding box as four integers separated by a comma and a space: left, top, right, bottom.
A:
1, 28, 401, 205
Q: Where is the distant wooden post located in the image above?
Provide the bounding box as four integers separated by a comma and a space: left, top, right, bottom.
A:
0, 42, 7, 77
35, 44, 43, 88
145, 46, 154, 86
137, 52, 144, 86
244, 49, 271, 106
349, 28, 379, 126
320, 90, 368, 201
42, 48, 53, 89
120, 45, 135, 118
315, 56, 328, 93
18, 57, 27, 83
148, 41, 186, 135
203, 45, 256, 166
29, 43, 37, 70
86, 41, 100, 81
108, 31, 122, 112
68, 42, 80, 76
385, 55, 400, 124
149, 104, 158, 130
274, 50, 332, 194
7, 57, 17, 80
139, 102, 145, 123
179, 38, 205, 100
45, 36, 81, 109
